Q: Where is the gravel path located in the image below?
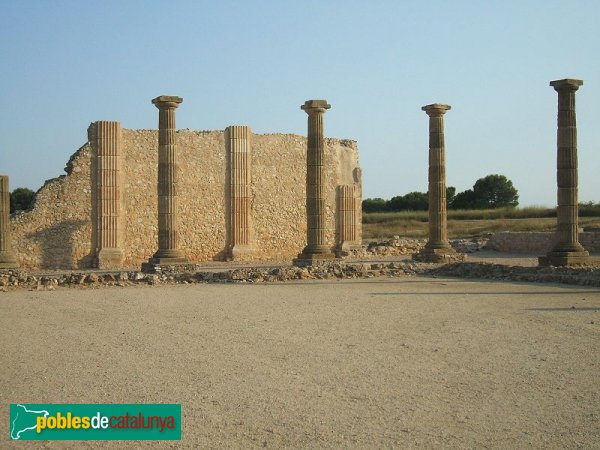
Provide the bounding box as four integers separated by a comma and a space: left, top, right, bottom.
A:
1, 277, 599, 449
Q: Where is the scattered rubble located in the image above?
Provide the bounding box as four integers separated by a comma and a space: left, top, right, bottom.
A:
365, 237, 426, 256
364, 236, 488, 257
426, 262, 600, 287
0, 262, 422, 291
2, 254, 600, 291
450, 238, 489, 253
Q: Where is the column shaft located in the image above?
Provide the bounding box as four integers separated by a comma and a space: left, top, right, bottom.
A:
415, 104, 464, 263
555, 87, 582, 251
225, 125, 254, 260
89, 121, 123, 269
427, 112, 450, 249
0, 175, 18, 268
295, 99, 335, 264
541, 79, 590, 266
307, 111, 327, 248
148, 96, 187, 264
335, 184, 360, 256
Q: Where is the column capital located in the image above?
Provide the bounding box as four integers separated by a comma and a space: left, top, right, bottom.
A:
152, 95, 183, 109
550, 79, 583, 92
301, 99, 331, 114
422, 103, 451, 116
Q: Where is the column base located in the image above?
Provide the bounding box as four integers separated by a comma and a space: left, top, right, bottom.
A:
95, 248, 124, 270
293, 246, 336, 267
0, 251, 19, 269
141, 249, 188, 273
224, 244, 256, 262
150, 248, 187, 263
335, 241, 362, 258
141, 260, 191, 274
539, 250, 592, 267
148, 256, 188, 264
413, 247, 467, 263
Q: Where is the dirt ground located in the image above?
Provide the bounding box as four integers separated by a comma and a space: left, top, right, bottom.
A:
1, 277, 599, 449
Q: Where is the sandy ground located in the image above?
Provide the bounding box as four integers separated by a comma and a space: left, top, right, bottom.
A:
1, 277, 599, 449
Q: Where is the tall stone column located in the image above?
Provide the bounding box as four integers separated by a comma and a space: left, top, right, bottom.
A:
294, 99, 335, 265
0, 175, 18, 269
146, 95, 187, 266
415, 104, 463, 263
224, 125, 254, 260
335, 184, 360, 257
89, 121, 123, 269
540, 79, 590, 266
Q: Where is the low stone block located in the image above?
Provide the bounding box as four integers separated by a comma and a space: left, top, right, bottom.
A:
413, 248, 467, 263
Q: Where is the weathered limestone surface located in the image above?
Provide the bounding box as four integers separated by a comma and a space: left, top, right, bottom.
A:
335, 185, 361, 256
415, 104, 465, 263
0, 176, 18, 268
540, 79, 591, 266
89, 121, 123, 269
488, 231, 600, 253
224, 125, 254, 260
10, 146, 93, 269
10, 130, 360, 269
294, 99, 336, 265
145, 96, 187, 267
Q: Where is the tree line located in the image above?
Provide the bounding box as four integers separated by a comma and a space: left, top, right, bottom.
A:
363, 174, 519, 212
8, 174, 519, 215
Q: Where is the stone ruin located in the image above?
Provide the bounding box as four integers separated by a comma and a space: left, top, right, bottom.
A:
412, 103, 466, 263
4, 97, 362, 270
0, 176, 18, 269
539, 79, 591, 266
1, 79, 596, 270
412, 78, 595, 266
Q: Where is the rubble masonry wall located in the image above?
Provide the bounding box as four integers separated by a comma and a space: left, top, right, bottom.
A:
10, 129, 361, 269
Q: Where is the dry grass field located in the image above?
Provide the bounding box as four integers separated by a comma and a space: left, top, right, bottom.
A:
363, 208, 600, 240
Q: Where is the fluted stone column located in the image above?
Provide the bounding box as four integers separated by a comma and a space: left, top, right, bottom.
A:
415, 104, 464, 263
335, 184, 360, 257
540, 79, 590, 266
224, 125, 254, 260
0, 175, 18, 269
89, 121, 123, 269
294, 99, 336, 265
146, 95, 187, 266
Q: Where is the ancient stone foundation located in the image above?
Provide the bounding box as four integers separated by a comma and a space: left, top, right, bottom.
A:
487, 231, 600, 254
540, 79, 591, 266
9, 128, 361, 270
0, 176, 18, 269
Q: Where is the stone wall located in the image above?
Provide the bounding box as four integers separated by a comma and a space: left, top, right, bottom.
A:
10, 129, 361, 269
485, 231, 600, 253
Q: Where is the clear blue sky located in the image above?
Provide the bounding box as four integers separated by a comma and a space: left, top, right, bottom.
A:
1, 0, 598, 206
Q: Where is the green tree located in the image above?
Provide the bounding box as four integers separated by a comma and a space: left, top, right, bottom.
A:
389, 191, 428, 211
472, 174, 519, 208
450, 189, 478, 209
446, 186, 456, 206
10, 187, 35, 213
387, 195, 405, 211
386, 187, 457, 212
362, 198, 388, 213
403, 191, 429, 210
450, 175, 519, 209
